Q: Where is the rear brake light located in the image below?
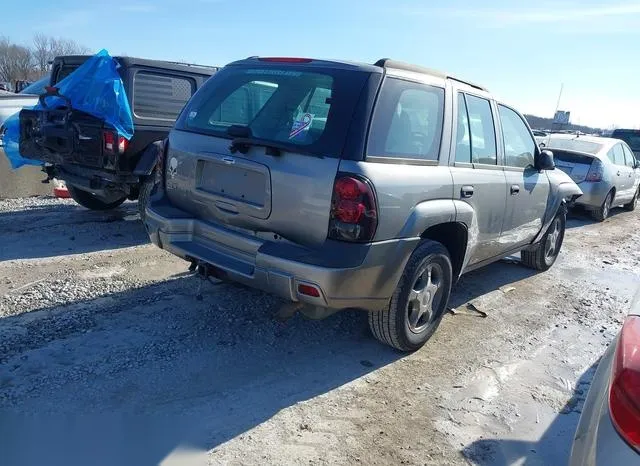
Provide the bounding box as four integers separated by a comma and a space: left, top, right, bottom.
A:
586, 160, 604, 182
258, 57, 312, 63
609, 315, 640, 451
328, 174, 378, 242
103, 131, 128, 154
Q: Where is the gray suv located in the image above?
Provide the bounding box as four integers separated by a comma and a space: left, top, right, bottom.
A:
145, 57, 582, 351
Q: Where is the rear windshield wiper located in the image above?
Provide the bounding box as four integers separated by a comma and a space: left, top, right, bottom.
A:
229, 136, 284, 156
226, 125, 323, 158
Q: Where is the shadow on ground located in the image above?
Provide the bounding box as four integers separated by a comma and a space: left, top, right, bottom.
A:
0, 201, 148, 260
0, 273, 401, 465
566, 206, 627, 229
462, 362, 599, 466
449, 257, 536, 309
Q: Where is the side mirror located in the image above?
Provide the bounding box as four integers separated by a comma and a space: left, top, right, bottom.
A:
535, 150, 555, 171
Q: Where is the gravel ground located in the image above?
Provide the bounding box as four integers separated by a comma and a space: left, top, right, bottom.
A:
0, 149, 52, 199
0, 196, 639, 466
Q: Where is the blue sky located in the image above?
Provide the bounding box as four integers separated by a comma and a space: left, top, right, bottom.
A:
3, 0, 640, 128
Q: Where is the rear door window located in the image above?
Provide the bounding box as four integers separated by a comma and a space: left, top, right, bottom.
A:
367, 78, 445, 161
465, 94, 497, 165
178, 65, 370, 157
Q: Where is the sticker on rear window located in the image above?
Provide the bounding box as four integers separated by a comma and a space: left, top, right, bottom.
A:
289, 113, 314, 140
188, 110, 197, 120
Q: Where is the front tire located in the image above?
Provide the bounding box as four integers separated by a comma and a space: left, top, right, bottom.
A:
521, 209, 566, 271
67, 185, 126, 211
368, 240, 453, 352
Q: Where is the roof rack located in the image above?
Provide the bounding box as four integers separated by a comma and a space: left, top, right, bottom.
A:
374, 58, 487, 92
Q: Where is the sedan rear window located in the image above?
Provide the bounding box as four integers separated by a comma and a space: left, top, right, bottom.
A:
177, 65, 370, 157
547, 138, 603, 155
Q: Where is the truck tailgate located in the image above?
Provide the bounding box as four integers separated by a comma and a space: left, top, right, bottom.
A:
19, 108, 105, 168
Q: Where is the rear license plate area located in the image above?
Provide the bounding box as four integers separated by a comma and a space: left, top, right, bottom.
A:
195, 158, 271, 217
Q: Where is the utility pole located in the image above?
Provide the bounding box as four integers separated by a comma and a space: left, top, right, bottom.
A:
554, 83, 564, 116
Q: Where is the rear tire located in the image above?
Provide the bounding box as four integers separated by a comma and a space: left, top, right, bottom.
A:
592, 190, 613, 222
521, 209, 566, 271
67, 185, 126, 211
368, 240, 452, 352
624, 188, 638, 211
137, 172, 157, 223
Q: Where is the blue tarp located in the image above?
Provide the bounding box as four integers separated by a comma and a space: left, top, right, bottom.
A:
3, 49, 134, 169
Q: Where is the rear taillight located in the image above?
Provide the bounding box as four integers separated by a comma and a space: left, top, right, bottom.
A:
328, 174, 378, 242
586, 160, 604, 182
609, 315, 640, 451
103, 130, 128, 154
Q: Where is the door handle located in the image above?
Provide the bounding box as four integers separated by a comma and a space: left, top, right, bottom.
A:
461, 185, 474, 198
510, 184, 520, 195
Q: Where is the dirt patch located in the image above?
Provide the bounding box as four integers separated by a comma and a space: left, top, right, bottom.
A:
0, 198, 638, 465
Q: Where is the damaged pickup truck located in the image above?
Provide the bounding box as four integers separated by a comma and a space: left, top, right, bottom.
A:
17, 52, 217, 216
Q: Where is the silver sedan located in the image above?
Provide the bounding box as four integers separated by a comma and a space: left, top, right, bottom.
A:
570, 291, 640, 465
547, 135, 640, 221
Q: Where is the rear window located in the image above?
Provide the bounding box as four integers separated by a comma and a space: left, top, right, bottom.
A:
177, 65, 370, 157
547, 138, 603, 155
552, 150, 595, 165
54, 64, 81, 84
612, 130, 640, 151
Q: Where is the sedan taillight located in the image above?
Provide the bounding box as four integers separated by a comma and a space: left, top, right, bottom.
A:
609, 315, 640, 451
585, 159, 604, 182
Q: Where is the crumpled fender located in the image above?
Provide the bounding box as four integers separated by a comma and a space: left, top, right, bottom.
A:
533, 169, 583, 244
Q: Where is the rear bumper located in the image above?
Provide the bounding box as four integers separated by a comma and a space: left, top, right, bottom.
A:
574, 181, 611, 209
54, 165, 139, 198
145, 195, 419, 312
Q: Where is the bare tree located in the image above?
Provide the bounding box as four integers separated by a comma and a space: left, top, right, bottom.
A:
31, 34, 91, 74
0, 37, 34, 83
0, 35, 91, 87
49, 37, 91, 58
32, 33, 50, 74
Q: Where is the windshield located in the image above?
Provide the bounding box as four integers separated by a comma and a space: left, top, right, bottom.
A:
19, 76, 49, 95
176, 64, 371, 157
546, 137, 604, 155
612, 130, 640, 151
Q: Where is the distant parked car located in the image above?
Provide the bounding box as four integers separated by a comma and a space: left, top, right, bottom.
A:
145, 56, 582, 351
612, 129, 640, 162
570, 291, 640, 466
532, 130, 549, 148
0, 76, 49, 147
547, 134, 640, 221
